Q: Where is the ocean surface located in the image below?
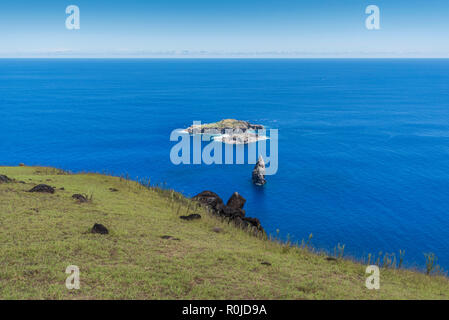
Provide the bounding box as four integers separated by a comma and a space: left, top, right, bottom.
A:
1, 59, 449, 270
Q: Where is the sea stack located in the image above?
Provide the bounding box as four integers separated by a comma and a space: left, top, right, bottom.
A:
252, 156, 266, 186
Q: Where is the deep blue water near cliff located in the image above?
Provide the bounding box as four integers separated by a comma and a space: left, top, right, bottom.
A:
1, 59, 449, 270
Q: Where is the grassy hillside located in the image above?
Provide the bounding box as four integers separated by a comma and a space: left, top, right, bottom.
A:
0, 166, 448, 299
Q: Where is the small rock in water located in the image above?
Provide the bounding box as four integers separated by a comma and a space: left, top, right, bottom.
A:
0, 175, 12, 184
28, 184, 55, 194
19, 163, 25, 167
72, 194, 88, 203
252, 156, 267, 186
91, 223, 109, 234
179, 214, 202, 221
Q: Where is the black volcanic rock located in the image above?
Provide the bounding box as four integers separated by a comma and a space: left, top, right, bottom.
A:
180, 214, 202, 221
72, 194, 88, 203
91, 223, 109, 235
226, 192, 246, 210
233, 216, 246, 228
223, 193, 246, 219
192, 190, 264, 234
161, 235, 180, 240
0, 175, 12, 183
28, 184, 55, 194
192, 191, 225, 213
242, 217, 264, 232
222, 205, 245, 218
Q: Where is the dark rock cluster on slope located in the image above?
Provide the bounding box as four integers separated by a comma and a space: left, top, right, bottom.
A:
0, 175, 12, 183
28, 184, 55, 194
252, 156, 267, 186
192, 191, 264, 233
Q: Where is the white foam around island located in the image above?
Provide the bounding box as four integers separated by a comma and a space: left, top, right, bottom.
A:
213, 134, 269, 145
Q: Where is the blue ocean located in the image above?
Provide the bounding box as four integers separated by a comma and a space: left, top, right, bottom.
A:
1, 59, 449, 270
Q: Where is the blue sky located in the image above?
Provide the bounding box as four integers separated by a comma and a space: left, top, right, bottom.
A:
0, 0, 448, 57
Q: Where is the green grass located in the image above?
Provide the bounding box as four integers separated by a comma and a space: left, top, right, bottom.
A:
188, 119, 259, 131
0, 166, 448, 300
199, 119, 248, 128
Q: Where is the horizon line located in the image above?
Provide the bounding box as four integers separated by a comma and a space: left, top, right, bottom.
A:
1, 56, 449, 59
